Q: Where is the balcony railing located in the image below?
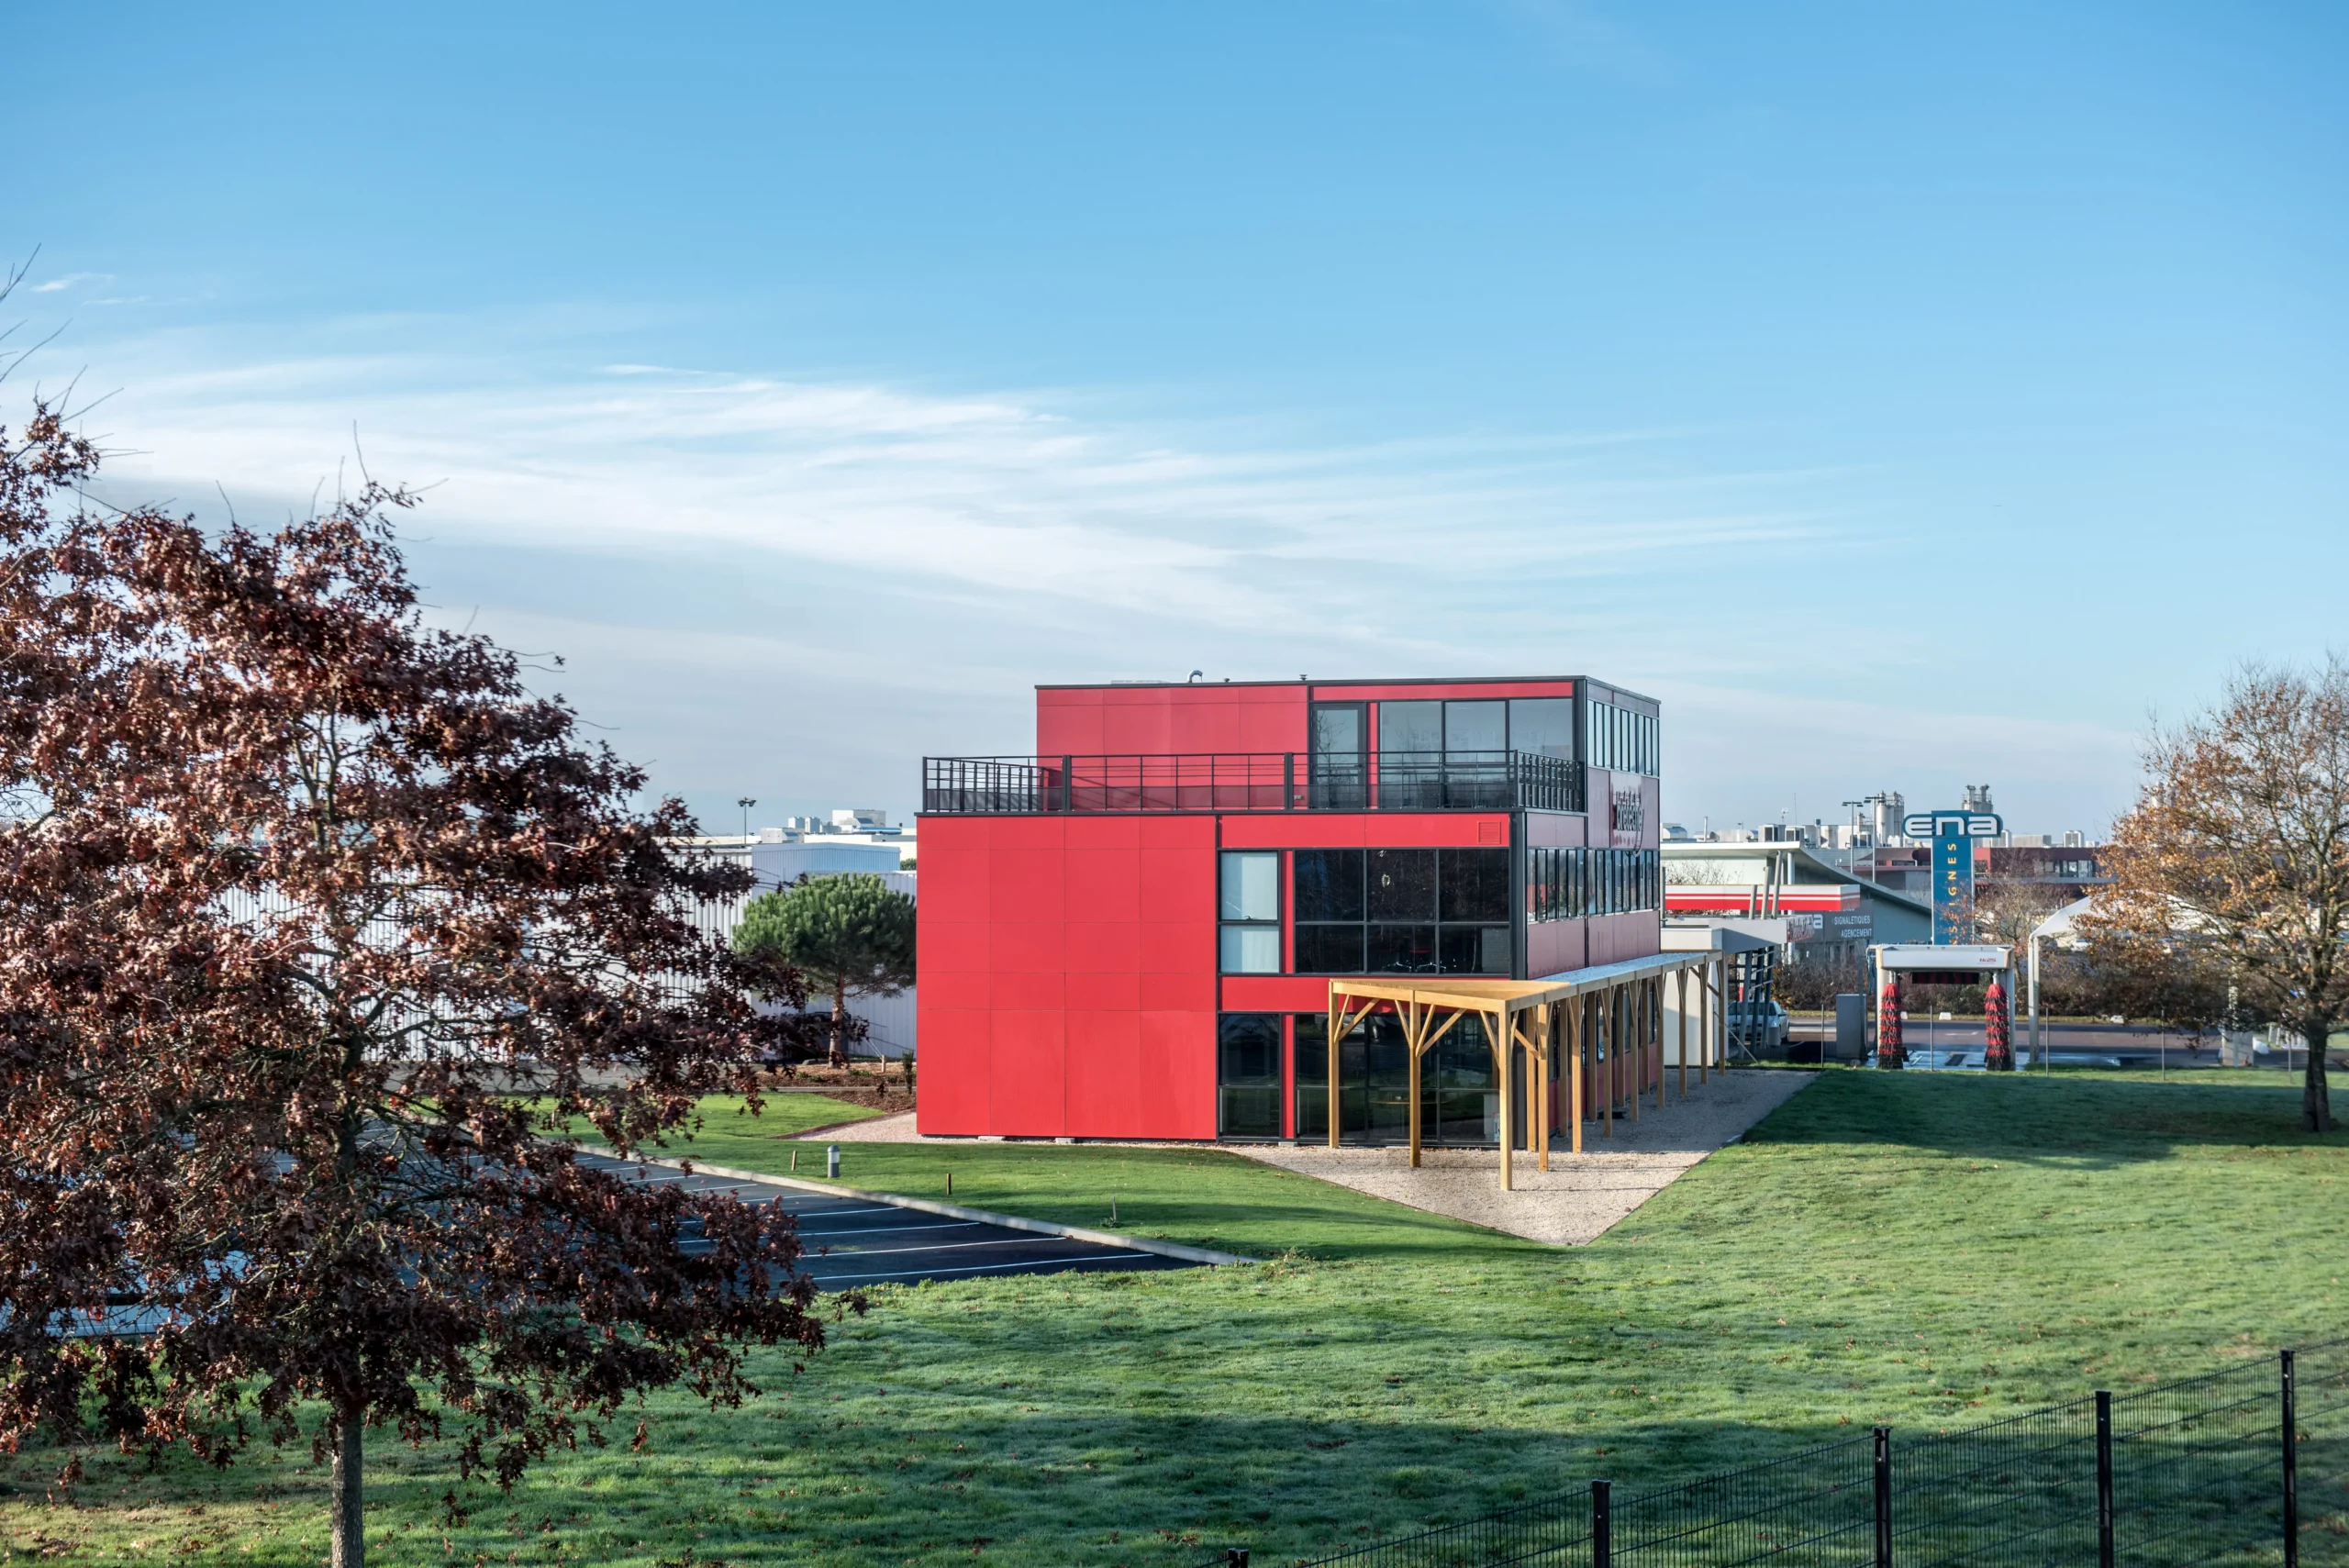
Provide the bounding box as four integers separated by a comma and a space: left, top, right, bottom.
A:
921, 751, 1586, 816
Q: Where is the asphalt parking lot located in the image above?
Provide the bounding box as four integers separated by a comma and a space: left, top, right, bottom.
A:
575, 1151, 1197, 1289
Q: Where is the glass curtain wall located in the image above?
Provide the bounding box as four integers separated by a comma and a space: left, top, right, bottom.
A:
1526, 847, 1662, 920
1294, 1011, 1497, 1144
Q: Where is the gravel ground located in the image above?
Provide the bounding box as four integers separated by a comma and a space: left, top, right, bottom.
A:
1232, 1069, 1816, 1243
812, 1068, 1818, 1245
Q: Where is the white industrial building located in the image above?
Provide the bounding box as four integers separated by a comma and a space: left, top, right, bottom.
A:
671, 826, 918, 1058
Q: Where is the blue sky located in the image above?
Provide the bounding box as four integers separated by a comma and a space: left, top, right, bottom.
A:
6, 2, 2343, 837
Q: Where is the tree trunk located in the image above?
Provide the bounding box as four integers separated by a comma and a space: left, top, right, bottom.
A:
2303, 1016, 2334, 1133
829, 978, 847, 1069
330, 1404, 364, 1568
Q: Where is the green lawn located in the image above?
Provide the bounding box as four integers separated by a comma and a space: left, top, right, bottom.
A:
7, 1070, 2345, 1566
547, 1091, 889, 1151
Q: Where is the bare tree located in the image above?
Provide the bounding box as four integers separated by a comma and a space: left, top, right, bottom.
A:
0, 405, 840, 1566
2092, 660, 2349, 1130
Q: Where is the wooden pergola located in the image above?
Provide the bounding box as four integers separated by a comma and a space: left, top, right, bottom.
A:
1325, 951, 1733, 1190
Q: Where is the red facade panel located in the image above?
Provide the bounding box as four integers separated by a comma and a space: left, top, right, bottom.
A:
988, 1010, 1067, 1136
917, 1007, 991, 1134
1139, 1010, 1216, 1139
1037, 683, 1310, 758
1065, 1010, 1144, 1139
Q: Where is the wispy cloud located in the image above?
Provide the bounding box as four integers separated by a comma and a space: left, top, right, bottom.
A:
30, 272, 113, 295
22, 323, 2134, 828
75, 349, 1830, 641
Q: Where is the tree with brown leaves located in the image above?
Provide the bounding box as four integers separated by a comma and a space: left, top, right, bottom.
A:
0, 404, 841, 1566
2094, 660, 2349, 1130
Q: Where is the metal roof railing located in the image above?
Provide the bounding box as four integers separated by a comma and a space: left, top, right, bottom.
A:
919, 751, 1585, 816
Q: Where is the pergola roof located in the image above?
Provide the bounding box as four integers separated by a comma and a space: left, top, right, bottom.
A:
1330, 951, 1711, 1017
1325, 949, 1731, 1191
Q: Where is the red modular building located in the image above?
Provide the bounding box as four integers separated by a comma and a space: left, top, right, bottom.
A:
915, 676, 1663, 1143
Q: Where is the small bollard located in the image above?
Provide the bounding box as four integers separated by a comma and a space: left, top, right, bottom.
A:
827, 1144, 841, 1180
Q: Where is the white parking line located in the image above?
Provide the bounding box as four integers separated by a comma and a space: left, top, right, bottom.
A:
810, 1254, 1160, 1284
818, 1236, 1108, 1260
796, 1221, 984, 1240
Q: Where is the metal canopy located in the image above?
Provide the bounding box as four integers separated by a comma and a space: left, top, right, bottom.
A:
1873, 943, 2011, 972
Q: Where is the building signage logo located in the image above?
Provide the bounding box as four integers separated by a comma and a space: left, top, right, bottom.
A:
1907, 810, 2002, 944
1901, 812, 2002, 840
1610, 785, 1644, 834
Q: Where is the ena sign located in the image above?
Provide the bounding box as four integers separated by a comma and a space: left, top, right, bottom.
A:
1901, 812, 2003, 839
1906, 810, 2004, 944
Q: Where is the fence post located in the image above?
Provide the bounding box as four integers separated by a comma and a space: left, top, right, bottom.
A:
1873, 1427, 1891, 1568
2283, 1349, 2299, 1568
1590, 1478, 1610, 1568
2096, 1389, 2115, 1568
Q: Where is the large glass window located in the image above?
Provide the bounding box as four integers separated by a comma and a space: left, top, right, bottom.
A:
1217, 1013, 1284, 1139
1508, 697, 1575, 760
1583, 699, 1658, 776
1528, 846, 1658, 922
1294, 847, 1368, 973
1441, 847, 1509, 922
1444, 699, 1506, 752
1309, 702, 1367, 808
1293, 846, 1507, 974
1368, 847, 1437, 919
1375, 701, 1443, 808
1295, 848, 1365, 921
1219, 851, 1280, 973
1295, 1011, 1499, 1145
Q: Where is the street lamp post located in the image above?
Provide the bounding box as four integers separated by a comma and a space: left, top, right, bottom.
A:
738, 795, 757, 840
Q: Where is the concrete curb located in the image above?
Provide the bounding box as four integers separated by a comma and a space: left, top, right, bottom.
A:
607, 1152, 1252, 1268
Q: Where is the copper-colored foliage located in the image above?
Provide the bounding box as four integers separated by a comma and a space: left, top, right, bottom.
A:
0, 402, 846, 1551
2088, 660, 2349, 1130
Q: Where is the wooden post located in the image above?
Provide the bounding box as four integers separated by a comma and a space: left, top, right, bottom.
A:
1653, 978, 1664, 1109
1406, 993, 1422, 1170
1677, 968, 1689, 1097
1495, 1006, 1513, 1192
1699, 963, 1713, 1082
1327, 991, 1342, 1149
1722, 957, 1733, 1071
1602, 987, 1615, 1138
1625, 985, 1644, 1121
1535, 1002, 1552, 1172
1570, 995, 1585, 1154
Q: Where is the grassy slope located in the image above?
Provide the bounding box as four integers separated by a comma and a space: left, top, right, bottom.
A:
566, 1092, 890, 1149
6, 1070, 2344, 1567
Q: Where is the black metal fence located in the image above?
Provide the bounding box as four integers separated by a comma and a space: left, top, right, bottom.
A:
921, 751, 1586, 816
1196, 1340, 2349, 1568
